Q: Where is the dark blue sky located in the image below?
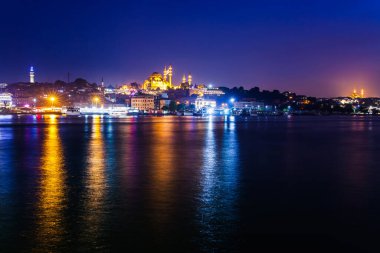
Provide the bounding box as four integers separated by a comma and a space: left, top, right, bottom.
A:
1, 0, 380, 96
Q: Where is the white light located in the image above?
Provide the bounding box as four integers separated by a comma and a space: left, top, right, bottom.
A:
207, 107, 215, 114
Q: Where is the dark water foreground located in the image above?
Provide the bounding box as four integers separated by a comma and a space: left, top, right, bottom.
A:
1, 115, 380, 252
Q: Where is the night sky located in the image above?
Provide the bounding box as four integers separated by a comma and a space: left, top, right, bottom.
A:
1, 0, 380, 97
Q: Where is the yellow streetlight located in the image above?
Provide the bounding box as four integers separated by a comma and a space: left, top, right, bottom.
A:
93, 97, 100, 107
50, 97, 55, 108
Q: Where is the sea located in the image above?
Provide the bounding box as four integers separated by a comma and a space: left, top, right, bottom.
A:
1, 115, 380, 252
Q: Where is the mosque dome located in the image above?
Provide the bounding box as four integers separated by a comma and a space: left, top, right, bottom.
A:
149, 72, 164, 80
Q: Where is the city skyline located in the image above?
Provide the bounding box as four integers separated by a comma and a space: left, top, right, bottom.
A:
2, 2, 380, 252
2, 65, 372, 98
1, 0, 380, 97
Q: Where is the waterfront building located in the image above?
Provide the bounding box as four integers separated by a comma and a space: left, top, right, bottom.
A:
0, 93, 13, 108
131, 95, 155, 111
233, 101, 264, 110
195, 98, 216, 111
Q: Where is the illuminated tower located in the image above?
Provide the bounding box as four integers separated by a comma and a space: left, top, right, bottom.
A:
188, 73, 192, 86
352, 89, 357, 98
168, 65, 173, 87
101, 77, 104, 87
163, 66, 168, 81
182, 74, 186, 84
29, 66, 35, 83
361, 88, 364, 98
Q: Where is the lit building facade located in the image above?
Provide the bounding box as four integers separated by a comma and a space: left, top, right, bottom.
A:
0, 93, 13, 108
131, 95, 155, 111
233, 101, 264, 110
195, 98, 216, 111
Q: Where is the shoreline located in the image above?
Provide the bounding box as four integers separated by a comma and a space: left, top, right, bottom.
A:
0, 112, 379, 117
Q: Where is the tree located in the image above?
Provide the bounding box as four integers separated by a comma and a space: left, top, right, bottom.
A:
169, 101, 177, 112
177, 103, 186, 111
74, 78, 88, 85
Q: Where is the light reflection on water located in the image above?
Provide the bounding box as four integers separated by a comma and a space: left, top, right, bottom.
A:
0, 127, 14, 243
149, 120, 175, 225
34, 115, 67, 252
198, 117, 239, 252
80, 116, 107, 249
1, 115, 380, 252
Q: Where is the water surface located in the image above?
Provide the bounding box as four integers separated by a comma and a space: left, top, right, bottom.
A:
1, 115, 380, 252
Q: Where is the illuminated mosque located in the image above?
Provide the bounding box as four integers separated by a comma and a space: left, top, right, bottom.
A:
142, 65, 193, 91
351, 88, 365, 99
143, 65, 173, 90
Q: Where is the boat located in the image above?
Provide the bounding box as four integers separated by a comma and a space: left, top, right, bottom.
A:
193, 107, 208, 116
240, 109, 250, 117
250, 111, 258, 117
177, 110, 194, 116
108, 106, 128, 116
64, 107, 81, 116
126, 108, 139, 115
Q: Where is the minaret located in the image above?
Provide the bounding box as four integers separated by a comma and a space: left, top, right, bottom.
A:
29, 66, 35, 83
168, 65, 173, 87
182, 74, 186, 84
361, 88, 364, 98
101, 77, 104, 87
188, 73, 192, 86
163, 66, 168, 81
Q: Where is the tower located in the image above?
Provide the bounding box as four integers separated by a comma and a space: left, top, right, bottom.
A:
353, 89, 357, 98
163, 66, 168, 81
188, 73, 192, 86
168, 65, 173, 87
182, 74, 186, 84
361, 88, 364, 98
101, 77, 104, 87
29, 66, 35, 83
